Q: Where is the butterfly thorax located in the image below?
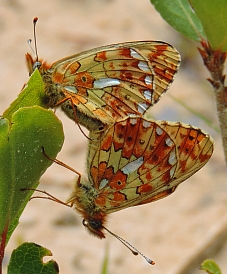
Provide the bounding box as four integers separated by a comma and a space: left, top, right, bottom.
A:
68, 180, 107, 238
26, 53, 106, 131
40, 66, 106, 131
40, 68, 66, 108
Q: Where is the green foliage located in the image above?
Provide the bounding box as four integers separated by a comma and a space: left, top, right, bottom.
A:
0, 70, 64, 270
3, 69, 47, 121
100, 247, 109, 274
199, 259, 222, 274
8, 242, 59, 274
151, 0, 227, 51
150, 0, 205, 40
190, 0, 227, 51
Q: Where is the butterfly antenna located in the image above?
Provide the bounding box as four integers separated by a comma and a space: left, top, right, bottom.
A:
27, 39, 36, 57
33, 17, 39, 62
103, 226, 155, 265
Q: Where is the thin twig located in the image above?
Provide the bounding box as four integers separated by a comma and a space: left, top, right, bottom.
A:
198, 40, 227, 165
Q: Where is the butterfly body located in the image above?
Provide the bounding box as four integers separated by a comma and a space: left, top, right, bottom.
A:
26, 41, 180, 131
67, 116, 214, 238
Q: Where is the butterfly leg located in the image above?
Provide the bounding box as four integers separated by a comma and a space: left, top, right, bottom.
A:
41, 146, 82, 185
53, 96, 93, 140
20, 188, 73, 207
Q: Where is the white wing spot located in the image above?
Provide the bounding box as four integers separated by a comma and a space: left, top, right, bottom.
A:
156, 126, 163, 136
142, 119, 151, 128
138, 61, 150, 72
138, 102, 148, 114
121, 157, 144, 175
130, 48, 141, 59
99, 179, 109, 190
170, 165, 176, 178
64, 86, 78, 93
94, 78, 121, 88
165, 137, 173, 147
143, 90, 152, 100
145, 75, 152, 86
129, 117, 137, 125
169, 150, 177, 165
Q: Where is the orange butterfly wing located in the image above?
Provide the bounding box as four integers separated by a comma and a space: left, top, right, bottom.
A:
69, 117, 213, 238
87, 117, 214, 212
26, 41, 180, 131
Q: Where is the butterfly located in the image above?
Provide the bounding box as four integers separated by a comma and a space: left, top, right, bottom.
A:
26, 22, 180, 132
67, 116, 214, 240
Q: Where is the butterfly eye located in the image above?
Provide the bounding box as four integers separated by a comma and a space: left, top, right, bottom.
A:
33, 61, 41, 71
83, 219, 102, 229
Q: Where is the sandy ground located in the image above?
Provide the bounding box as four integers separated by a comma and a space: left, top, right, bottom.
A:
0, 0, 227, 273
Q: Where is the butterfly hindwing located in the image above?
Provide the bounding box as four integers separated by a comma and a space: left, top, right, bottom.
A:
88, 117, 214, 213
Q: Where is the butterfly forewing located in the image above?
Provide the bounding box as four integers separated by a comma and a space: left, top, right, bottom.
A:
158, 121, 214, 180
88, 117, 213, 213
28, 41, 180, 131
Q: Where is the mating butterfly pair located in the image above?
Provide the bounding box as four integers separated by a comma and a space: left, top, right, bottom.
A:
26, 19, 214, 264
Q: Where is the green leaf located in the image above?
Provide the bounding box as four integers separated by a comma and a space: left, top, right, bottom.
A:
150, 0, 206, 41
199, 259, 222, 274
0, 70, 64, 244
190, 0, 227, 51
3, 69, 47, 121
0, 107, 64, 243
8, 242, 59, 274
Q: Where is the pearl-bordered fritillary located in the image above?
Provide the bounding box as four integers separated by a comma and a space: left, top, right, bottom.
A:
26, 23, 180, 131
68, 116, 214, 239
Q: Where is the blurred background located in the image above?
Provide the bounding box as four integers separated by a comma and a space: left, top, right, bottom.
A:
0, 0, 226, 273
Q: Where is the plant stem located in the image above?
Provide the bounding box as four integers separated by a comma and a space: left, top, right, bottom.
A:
0, 224, 8, 274
198, 41, 227, 166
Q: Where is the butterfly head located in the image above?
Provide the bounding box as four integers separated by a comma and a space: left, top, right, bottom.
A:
25, 53, 51, 76
69, 182, 108, 239
82, 217, 106, 239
